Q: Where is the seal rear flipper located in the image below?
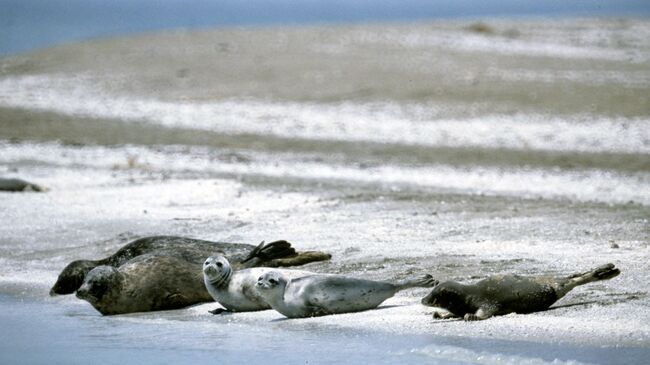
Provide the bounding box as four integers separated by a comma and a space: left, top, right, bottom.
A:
394, 274, 438, 290
567, 263, 620, 282
266, 251, 332, 267
241, 240, 296, 263
591, 263, 621, 281
557, 263, 621, 298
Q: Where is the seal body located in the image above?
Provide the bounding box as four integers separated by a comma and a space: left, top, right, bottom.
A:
59, 236, 331, 315
421, 263, 620, 320
76, 255, 211, 315
52, 235, 331, 295
0, 178, 44, 192
203, 255, 314, 312
256, 271, 437, 318
51, 236, 255, 295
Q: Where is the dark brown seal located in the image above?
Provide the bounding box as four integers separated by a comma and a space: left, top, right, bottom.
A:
52, 236, 331, 315
421, 263, 620, 321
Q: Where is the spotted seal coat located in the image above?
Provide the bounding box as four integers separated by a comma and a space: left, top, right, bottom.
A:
421, 263, 620, 321
256, 271, 438, 318
203, 255, 315, 314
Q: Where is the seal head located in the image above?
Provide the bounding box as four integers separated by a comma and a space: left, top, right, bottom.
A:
421, 282, 477, 317
76, 266, 123, 313
203, 255, 233, 288
256, 271, 287, 291
51, 260, 98, 295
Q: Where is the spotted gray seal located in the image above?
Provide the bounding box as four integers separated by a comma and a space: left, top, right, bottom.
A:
76, 255, 209, 315
0, 178, 45, 192
256, 271, 438, 318
59, 236, 331, 315
421, 263, 621, 321
203, 255, 315, 314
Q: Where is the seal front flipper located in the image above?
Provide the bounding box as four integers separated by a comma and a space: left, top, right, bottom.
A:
432, 310, 457, 320
304, 303, 331, 318
463, 306, 496, 321
164, 293, 192, 309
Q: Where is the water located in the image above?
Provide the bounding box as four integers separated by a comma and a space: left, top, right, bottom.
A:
2, 294, 647, 365
1, 17, 649, 364
2, 0, 650, 55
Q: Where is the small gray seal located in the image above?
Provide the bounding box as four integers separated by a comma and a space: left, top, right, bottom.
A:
0, 178, 45, 192
421, 263, 621, 321
203, 255, 314, 313
256, 271, 438, 318
63, 236, 331, 315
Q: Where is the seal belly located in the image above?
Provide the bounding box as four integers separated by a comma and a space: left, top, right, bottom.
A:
307, 277, 396, 314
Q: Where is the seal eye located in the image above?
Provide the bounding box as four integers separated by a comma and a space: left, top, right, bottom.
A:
258, 276, 263, 281
204, 261, 209, 265
216, 262, 223, 268
269, 279, 277, 285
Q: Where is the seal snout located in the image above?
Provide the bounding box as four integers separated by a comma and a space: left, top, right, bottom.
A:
76, 285, 93, 301
421, 292, 437, 306
256, 274, 279, 290
256, 277, 268, 289
203, 265, 218, 275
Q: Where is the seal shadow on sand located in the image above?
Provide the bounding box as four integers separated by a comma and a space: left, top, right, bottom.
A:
549, 291, 646, 310
268, 304, 405, 322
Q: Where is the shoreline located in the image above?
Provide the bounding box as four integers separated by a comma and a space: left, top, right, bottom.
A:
2, 292, 648, 365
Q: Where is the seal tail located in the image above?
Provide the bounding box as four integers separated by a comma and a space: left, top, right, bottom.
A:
394, 274, 438, 290
568, 263, 621, 282
556, 263, 620, 297
241, 240, 297, 263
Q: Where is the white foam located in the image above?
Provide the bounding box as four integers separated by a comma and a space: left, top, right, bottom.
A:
485, 68, 650, 88
346, 23, 649, 63
406, 344, 596, 365
1, 75, 648, 155
1, 141, 648, 206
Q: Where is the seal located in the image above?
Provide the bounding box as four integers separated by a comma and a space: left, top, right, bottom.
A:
51, 235, 330, 296
0, 178, 45, 192
203, 255, 314, 314
421, 263, 621, 321
57, 236, 331, 315
76, 255, 209, 315
256, 271, 438, 318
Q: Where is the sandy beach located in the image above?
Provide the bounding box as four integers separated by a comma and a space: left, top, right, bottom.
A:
1, 18, 649, 364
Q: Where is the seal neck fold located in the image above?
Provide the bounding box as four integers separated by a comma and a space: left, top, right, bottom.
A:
209, 266, 232, 288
